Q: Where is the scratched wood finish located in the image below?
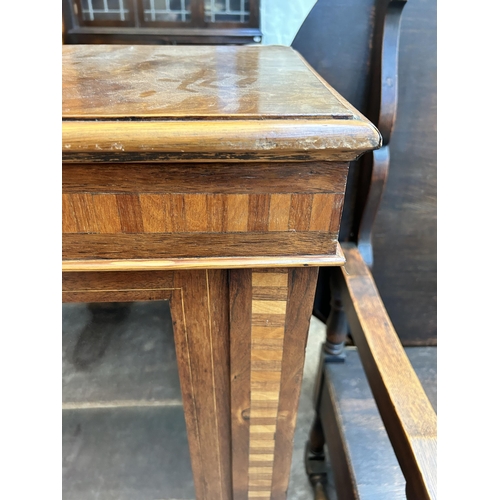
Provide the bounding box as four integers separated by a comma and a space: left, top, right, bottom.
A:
230, 267, 318, 499
62, 46, 381, 163
61, 44, 382, 500
62, 120, 380, 163
63, 45, 354, 119
339, 243, 436, 500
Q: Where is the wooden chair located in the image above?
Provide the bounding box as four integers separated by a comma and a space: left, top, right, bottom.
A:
293, 1, 437, 499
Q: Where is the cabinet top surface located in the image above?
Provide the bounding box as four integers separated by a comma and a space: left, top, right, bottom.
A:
63, 45, 355, 120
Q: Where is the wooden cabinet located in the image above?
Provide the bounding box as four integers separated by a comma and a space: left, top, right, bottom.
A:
62, 0, 261, 44
62, 44, 379, 499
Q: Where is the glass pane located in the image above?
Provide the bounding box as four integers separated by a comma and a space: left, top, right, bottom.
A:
205, 0, 250, 23
143, 0, 192, 22
80, 0, 132, 22
62, 301, 194, 499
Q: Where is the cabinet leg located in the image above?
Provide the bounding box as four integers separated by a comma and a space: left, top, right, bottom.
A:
230, 267, 319, 500
169, 270, 232, 500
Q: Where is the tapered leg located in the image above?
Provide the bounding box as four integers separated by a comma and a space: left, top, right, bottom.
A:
169, 270, 232, 500
230, 267, 319, 500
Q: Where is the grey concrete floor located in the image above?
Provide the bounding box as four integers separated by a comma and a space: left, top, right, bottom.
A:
62, 301, 436, 500
62, 301, 328, 500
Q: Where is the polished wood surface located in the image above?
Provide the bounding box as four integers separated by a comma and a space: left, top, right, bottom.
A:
62, 44, 381, 500
63, 147, 350, 269
62, 192, 345, 234
339, 243, 436, 500
61, 251, 346, 273
230, 268, 319, 500
63, 162, 349, 194
62, 119, 380, 163
63, 45, 353, 119
62, 232, 339, 260
62, 45, 380, 162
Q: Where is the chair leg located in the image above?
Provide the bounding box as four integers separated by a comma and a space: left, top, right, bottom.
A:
324, 267, 349, 360
305, 415, 329, 500
305, 267, 350, 499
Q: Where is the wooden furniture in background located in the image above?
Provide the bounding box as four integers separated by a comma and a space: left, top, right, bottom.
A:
62, 44, 380, 499
62, 0, 262, 45
299, 1, 437, 499
293, 0, 436, 346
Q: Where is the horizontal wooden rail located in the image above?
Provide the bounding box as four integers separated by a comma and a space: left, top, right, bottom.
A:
339, 242, 437, 500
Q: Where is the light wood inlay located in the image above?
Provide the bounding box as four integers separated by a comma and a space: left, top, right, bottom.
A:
62, 192, 344, 236
248, 269, 288, 500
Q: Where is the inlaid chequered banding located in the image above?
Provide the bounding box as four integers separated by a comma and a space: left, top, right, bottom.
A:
247, 270, 288, 500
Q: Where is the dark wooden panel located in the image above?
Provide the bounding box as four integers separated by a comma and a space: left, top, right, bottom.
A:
206, 270, 232, 500
62, 232, 338, 260
116, 194, 144, 233
248, 194, 270, 232
62, 289, 172, 303
294, 0, 436, 344
371, 0, 437, 345
62, 162, 349, 194
62, 270, 174, 292
292, 0, 378, 242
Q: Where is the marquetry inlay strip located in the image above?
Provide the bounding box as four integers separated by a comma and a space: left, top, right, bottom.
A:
62, 192, 344, 235
248, 270, 288, 500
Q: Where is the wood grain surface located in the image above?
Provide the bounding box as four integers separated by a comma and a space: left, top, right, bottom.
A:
62, 45, 381, 162
61, 251, 346, 272
230, 268, 319, 500
62, 119, 380, 163
63, 162, 349, 194
62, 232, 339, 261
169, 270, 232, 500
62, 192, 346, 235
339, 243, 436, 500
63, 45, 354, 119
